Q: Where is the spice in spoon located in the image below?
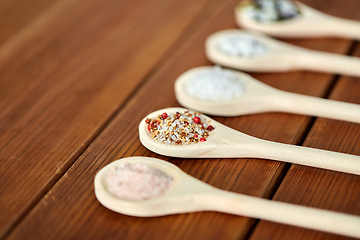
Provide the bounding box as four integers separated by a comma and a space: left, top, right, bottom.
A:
240, 0, 301, 22
145, 110, 214, 145
106, 162, 174, 200
186, 66, 246, 102
216, 32, 268, 58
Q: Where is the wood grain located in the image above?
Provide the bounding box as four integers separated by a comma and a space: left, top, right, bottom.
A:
0, 0, 211, 237
0, 0, 56, 46
4, 0, 358, 240
250, 41, 360, 240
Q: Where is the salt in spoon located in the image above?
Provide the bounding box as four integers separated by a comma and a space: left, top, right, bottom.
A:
235, 1, 360, 39
175, 66, 360, 123
206, 29, 360, 77
139, 108, 360, 175
95, 156, 360, 238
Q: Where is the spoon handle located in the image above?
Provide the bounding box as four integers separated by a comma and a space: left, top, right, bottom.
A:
327, 16, 360, 40
272, 91, 360, 124
297, 50, 360, 77
247, 137, 360, 175
206, 189, 360, 238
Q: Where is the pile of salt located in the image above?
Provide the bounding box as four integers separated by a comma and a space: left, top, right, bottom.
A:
243, 0, 300, 22
186, 66, 246, 102
106, 162, 174, 201
216, 33, 268, 58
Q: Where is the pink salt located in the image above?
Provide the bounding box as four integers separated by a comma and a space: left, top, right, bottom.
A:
106, 162, 174, 200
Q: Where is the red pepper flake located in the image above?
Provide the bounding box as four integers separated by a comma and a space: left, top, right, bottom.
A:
194, 134, 198, 138
175, 112, 181, 119
207, 125, 214, 131
161, 112, 168, 119
200, 137, 206, 142
147, 124, 151, 131
193, 117, 201, 124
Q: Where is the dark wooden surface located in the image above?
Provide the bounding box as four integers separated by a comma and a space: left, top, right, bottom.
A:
0, 0, 359, 239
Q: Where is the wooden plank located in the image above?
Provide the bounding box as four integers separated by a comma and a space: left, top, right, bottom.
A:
5, 0, 357, 239
0, 0, 211, 237
249, 42, 360, 239
0, 0, 57, 46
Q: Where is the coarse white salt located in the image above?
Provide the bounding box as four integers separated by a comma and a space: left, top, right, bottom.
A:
216, 33, 268, 58
186, 66, 246, 102
243, 0, 300, 22
106, 162, 174, 201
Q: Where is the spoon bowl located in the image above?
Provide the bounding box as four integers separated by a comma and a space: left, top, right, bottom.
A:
95, 156, 360, 238
174, 66, 284, 116
139, 107, 360, 175
175, 66, 360, 123
206, 29, 360, 76
94, 156, 201, 217
235, 1, 360, 39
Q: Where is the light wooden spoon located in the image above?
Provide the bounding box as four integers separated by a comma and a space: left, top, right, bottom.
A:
139, 108, 360, 175
205, 29, 360, 76
95, 156, 360, 238
235, 1, 360, 39
175, 66, 360, 123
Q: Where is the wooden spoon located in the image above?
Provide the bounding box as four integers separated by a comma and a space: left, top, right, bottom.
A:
235, 1, 360, 39
174, 66, 360, 123
95, 156, 360, 238
205, 29, 360, 76
139, 108, 360, 175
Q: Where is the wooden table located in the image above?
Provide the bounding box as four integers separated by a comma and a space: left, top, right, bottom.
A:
1, 0, 359, 239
